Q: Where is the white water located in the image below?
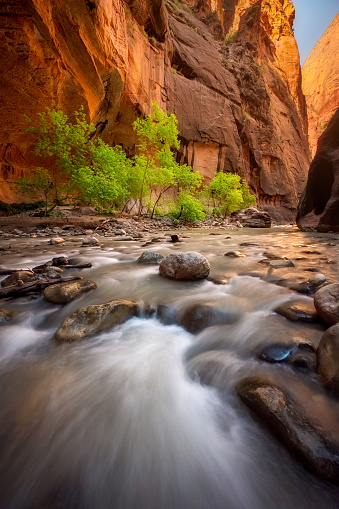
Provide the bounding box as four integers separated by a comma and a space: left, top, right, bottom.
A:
0, 228, 338, 508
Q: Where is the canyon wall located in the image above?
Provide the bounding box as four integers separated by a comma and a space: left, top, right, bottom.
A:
297, 107, 339, 232
0, 0, 310, 221
302, 12, 339, 158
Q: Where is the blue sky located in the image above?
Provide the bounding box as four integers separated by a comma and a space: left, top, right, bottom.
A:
292, 0, 338, 65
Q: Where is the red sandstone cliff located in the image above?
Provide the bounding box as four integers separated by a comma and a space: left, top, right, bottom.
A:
0, 0, 310, 221
302, 12, 339, 158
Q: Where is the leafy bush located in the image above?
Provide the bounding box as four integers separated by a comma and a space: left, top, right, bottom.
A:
208, 172, 256, 218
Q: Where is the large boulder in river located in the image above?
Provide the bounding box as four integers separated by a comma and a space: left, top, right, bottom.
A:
317, 323, 339, 397
54, 299, 139, 343
233, 208, 271, 228
1, 270, 36, 287
236, 377, 339, 485
159, 252, 210, 280
314, 283, 339, 325
44, 279, 97, 305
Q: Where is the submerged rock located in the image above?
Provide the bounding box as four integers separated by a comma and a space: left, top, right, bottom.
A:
1, 270, 35, 287
159, 252, 210, 280
314, 283, 339, 325
43, 279, 97, 305
274, 299, 318, 323
236, 377, 339, 485
317, 323, 339, 397
54, 299, 139, 343
0, 309, 14, 325
180, 303, 240, 334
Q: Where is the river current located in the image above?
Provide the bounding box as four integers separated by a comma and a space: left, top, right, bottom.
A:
0, 226, 338, 508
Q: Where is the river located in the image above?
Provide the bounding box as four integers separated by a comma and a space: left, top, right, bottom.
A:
0, 226, 338, 508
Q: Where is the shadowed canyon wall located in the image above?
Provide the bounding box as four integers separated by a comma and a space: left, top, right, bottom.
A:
297, 107, 339, 232
302, 12, 339, 158
0, 0, 310, 221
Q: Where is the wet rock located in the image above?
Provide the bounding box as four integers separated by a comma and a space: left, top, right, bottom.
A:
114, 229, 127, 235
287, 281, 317, 295
159, 252, 210, 281
224, 251, 245, 258
240, 242, 259, 247
170, 234, 180, 243
180, 303, 240, 334
234, 208, 272, 228
137, 251, 163, 265
236, 377, 339, 485
309, 273, 326, 286
54, 299, 139, 343
43, 279, 97, 305
288, 351, 317, 371
49, 237, 65, 245
317, 323, 339, 396
266, 259, 295, 268
274, 300, 318, 323
207, 276, 229, 285
1, 270, 35, 288
114, 236, 134, 241
82, 236, 99, 246
257, 342, 315, 364
0, 309, 14, 325
314, 283, 339, 325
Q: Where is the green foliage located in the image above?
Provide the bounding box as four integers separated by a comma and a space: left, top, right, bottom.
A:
208, 172, 256, 218
243, 111, 252, 120
132, 101, 203, 219
171, 192, 206, 221
20, 105, 135, 213
0, 200, 44, 216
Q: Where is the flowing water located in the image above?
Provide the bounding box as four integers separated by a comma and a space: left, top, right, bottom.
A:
0, 227, 338, 508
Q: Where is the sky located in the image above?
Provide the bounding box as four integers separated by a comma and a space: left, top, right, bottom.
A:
292, 0, 338, 66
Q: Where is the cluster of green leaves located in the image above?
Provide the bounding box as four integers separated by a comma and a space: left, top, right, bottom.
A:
14, 102, 256, 220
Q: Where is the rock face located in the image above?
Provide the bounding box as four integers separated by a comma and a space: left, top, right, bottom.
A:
159, 252, 210, 280
0, 0, 309, 220
297, 108, 339, 232
302, 13, 339, 157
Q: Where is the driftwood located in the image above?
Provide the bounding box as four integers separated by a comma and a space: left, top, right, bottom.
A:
0, 261, 92, 276
0, 276, 82, 299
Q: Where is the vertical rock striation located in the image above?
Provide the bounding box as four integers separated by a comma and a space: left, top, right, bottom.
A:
0, 0, 310, 221
297, 107, 339, 232
302, 12, 339, 158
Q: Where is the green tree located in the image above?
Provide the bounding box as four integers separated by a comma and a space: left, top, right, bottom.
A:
19, 105, 133, 213
208, 172, 256, 218
132, 102, 204, 219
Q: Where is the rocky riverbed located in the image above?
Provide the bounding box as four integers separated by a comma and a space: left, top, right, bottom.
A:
0, 211, 338, 508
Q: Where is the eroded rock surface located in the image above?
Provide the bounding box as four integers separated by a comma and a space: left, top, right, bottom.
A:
302, 13, 339, 157
0, 0, 309, 221
314, 283, 339, 326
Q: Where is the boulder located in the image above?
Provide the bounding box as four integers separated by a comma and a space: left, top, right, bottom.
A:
137, 251, 164, 264
179, 303, 240, 334
317, 323, 339, 396
54, 299, 139, 343
314, 283, 339, 325
234, 208, 272, 228
159, 252, 210, 280
237, 377, 339, 485
43, 279, 97, 305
